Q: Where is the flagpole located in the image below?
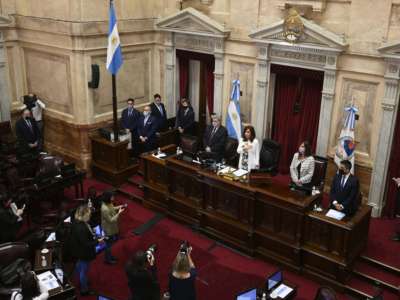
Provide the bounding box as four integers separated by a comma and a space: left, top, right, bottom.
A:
112, 74, 119, 142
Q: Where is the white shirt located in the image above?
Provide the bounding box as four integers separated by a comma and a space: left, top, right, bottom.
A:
237, 138, 260, 171
340, 172, 350, 188
31, 99, 46, 121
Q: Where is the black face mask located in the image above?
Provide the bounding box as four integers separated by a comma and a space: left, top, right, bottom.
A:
338, 169, 345, 176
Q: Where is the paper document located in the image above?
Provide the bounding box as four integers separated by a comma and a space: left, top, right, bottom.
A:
270, 283, 293, 299
37, 271, 61, 292
152, 153, 167, 159
233, 169, 248, 177
325, 209, 345, 220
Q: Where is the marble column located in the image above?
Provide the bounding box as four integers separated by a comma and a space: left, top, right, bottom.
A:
213, 51, 224, 117
368, 61, 400, 217
164, 33, 176, 118
0, 32, 11, 122
253, 45, 269, 140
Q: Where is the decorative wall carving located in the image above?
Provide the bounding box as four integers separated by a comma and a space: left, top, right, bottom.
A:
175, 33, 215, 53
230, 61, 255, 124
24, 48, 72, 115
92, 49, 151, 115
270, 48, 326, 64
335, 78, 378, 157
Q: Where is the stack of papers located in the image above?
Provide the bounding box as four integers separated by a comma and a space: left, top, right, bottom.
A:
233, 169, 248, 177
270, 284, 293, 299
152, 153, 167, 159
37, 271, 61, 292
325, 209, 345, 220
45, 232, 56, 242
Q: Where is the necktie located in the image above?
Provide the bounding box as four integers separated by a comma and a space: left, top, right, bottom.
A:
26, 120, 33, 132
128, 109, 132, 117
158, 104, 163, 116
211, 126, 217, 139
144, 116, 148, 126
341, 176, 345, 189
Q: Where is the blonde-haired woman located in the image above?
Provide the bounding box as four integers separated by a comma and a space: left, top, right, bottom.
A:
70, 205, 104, 296
168, 246, 196, 300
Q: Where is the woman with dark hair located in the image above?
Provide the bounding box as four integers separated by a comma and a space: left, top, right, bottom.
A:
11, 271, 49, 300
168, 246, 196, 300
125, 250, 160, 300
237, 125, 260, 171
175, 98, 195, 136
290, 141, 315, 191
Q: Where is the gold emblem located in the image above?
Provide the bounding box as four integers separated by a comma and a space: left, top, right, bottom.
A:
283, 8, 304, 43
111, 35, 118, 46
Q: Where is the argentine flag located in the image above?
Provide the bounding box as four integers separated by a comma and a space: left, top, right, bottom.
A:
334, 105, 358, 174
106, 1, 123, 75
226, 79, 242, 140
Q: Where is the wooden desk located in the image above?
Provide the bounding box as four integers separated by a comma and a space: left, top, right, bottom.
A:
141, 147, 372, 288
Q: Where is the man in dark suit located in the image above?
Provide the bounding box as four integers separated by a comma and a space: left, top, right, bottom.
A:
135, 105, 158, 154
203, 115, 227, 161
329, 160, 360, 216
176, 98, 195, 135
150, 94, 167, 132
15, 108, 40, 155
121, 98, 140, 133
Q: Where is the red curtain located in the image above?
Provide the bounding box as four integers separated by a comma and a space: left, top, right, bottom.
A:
205, 62, 214, 114
178, 56, 189, 99
383, 106, 400, 217
271, 65, 323, 174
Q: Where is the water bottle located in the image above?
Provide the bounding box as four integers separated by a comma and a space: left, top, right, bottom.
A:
312, 186, 316, 196
176, 146, 181, 155
157, 147, 161, 155
261, 292, 267, 300
41, 255, 47, 267
88, 198, 92, 208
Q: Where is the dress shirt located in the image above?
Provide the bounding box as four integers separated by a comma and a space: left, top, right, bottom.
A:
31, 99, 45, 121
156, 103, 164, 116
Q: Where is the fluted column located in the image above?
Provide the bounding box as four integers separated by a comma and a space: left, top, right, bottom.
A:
213, 39, 224, 117
0, 32, 11, 122
368, 60, 400, 217
164, 32, 176, 118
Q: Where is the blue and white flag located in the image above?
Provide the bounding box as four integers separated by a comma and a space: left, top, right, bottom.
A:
334, 105, 358, 174
226, 79, 242, 140
106, 1, 123, 75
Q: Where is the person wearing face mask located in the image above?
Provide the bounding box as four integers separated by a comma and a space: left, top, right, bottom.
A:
135, 105, 158, 154
237, 125, 260, 171
175, 98, 195, 136
121, 98, 140, 154
150, 93, 168, 132
330, 160, 360, 216
203, 115, 227, 161
289, 141, 315, 192
15, 108, 40, 155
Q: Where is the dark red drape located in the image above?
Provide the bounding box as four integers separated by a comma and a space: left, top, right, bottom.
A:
271, 65, 323, 174
383, 106, 400, 217
178, 56, 189, 99
205, 62, 214, 114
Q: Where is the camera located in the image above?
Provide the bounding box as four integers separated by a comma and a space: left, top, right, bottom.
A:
146, 244, 157, 260
179, 241, 191, 254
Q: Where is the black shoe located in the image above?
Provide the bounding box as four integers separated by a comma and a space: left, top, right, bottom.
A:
104, 259, 117, 265
80, 290, 96, 297
391, 235, 400, 242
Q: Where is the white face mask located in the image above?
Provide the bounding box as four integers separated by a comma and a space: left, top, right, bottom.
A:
299, 146, 305, 154
143, 111, 150, 117
212, 121, 218, 127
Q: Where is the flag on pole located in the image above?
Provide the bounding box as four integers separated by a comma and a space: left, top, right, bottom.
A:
226, 79, 242, 140
106, 1, 123, 75
334, 105, 358, 174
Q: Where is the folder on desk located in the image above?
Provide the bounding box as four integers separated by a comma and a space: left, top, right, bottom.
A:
325, 209, 345, 220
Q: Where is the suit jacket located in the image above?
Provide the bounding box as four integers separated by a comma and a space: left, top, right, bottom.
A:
69, 220, 97, 261
121, 108, 140, 132
136, 115, 158, 150
330, 173, 359, 216
289, 153, 315, 184
203, 125, 227, 159
150, 102, 167, 131
176, 106, 195, 134
126, 264, 160, 300
15, 117, 39, 148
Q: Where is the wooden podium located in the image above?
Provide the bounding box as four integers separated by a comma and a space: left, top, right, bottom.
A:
90, 135, 138, 186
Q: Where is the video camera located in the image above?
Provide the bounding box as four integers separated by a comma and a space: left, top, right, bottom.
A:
179, 241, 191, 254
146, 244, 157, 260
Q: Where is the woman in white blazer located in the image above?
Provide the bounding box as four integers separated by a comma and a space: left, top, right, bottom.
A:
237, 125, 260, 171
290, 141, 315, 190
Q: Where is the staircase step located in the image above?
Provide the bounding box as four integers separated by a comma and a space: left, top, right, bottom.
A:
127, 176, 144, 188
353, 260, 400, 294
117, 183, 144, 202
360, 255, 400, 277
345, 276, 399, 300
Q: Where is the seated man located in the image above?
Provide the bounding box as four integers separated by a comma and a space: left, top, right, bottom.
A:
150, 93, 167, 132
329, 160, 359, 216
135, 105, 158, 154
15, 108, 40, 155
0, 193, 24, 244
202, 115, 227, 161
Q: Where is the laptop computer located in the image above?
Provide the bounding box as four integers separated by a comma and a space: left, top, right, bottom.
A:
236, 288, 257, 300
267, 270, 283, 292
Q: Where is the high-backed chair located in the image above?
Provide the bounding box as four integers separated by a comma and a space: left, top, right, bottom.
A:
314, 286, 337, 300
310, 155, 328, 191
259, 139, 281, 175
179, 134, 198, 154
224, 137, 239, 166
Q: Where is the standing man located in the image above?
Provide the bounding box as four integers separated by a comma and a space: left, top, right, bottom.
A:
150, 94, 167, 132
203, 115, 227, 161
28, 94, 45, 151
15, 108, 40, 156
135, 105, 158, 154
121, 98, 140, 153
329, 160, 360, 216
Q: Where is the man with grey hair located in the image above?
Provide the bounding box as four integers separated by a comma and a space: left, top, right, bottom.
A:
134, 105, 158, 155
203, 114, 227, 161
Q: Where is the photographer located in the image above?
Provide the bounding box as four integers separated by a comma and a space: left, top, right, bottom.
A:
70, 205, 104, 296
101, 191, 125, 264
11, 271, 49, 300
168, 243, 197, 300
125, 250, 160, 300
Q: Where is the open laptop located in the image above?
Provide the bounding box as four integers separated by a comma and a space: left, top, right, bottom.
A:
236, 288, 257, 300
267, 270, 294, 299
267, 270, 283, 292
